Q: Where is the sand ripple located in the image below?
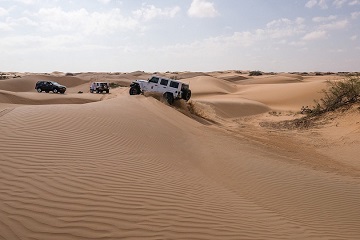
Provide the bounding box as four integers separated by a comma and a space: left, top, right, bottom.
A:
1, 74, 360, 239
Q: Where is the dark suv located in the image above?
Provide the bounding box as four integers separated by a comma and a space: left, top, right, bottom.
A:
35, 81, 66, 94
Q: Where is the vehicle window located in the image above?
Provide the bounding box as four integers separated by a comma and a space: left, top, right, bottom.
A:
160, 79, 169, 86
149, 77, 159, 83
169, 81, 179, 88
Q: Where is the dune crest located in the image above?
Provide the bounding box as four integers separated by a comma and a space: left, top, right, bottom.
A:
183, 76, 238, 96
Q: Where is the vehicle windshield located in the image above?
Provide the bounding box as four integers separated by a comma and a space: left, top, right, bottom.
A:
52, 82, 61, 86
148, 77, 159, 83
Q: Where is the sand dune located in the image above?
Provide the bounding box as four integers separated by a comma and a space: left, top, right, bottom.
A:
0, 75, 88, 92
0, 72, 359, 240
183, 76, 238, 96
167, 71, 210, 79
297, 104, 360, 169
0, 90, 101, 107
194, 97, 270, 118
236, 74, 303, 85
208, 71, 249, 82
235, 80, 328, 111
74, 72, 152, 88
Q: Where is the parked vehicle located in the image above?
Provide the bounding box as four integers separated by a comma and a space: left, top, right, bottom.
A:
90, 82, 110, 93
129, 76, 191, 105
35, 81, 66, 94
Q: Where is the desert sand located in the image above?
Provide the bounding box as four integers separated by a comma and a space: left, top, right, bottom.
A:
0, 71, 359, 239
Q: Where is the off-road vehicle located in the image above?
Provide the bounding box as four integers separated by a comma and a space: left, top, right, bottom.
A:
90, 82, 110, 93
35, 81, 66, 94
129, 76, 191, 104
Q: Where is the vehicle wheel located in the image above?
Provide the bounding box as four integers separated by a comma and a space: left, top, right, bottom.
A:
129, 86, 140, 95
53, 89, 58, 94
164, 92, 174, 105
60, 91, 65, 94
106, 90, 109, 94
37, 88, 42, 93
90, 89, 94, 93
182, 90, 192, 101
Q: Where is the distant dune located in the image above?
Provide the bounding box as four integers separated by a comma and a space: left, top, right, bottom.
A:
0, 71, 359, 240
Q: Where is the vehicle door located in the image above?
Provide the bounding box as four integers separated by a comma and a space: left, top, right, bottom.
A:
169, 81, 180, 97
147, 77, 160, 92
45, 82, 53, 91
37, 82, 44, 90
158, 78, 169, 94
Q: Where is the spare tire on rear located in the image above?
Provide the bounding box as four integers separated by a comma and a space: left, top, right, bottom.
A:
182, 90, 191, 101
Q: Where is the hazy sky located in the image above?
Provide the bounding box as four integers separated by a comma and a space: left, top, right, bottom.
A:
0, 0, 359, 72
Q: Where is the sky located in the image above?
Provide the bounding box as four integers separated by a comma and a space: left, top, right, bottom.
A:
0, 0, 359, 73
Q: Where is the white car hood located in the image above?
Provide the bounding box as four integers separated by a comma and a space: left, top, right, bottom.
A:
135, 80, 148, 83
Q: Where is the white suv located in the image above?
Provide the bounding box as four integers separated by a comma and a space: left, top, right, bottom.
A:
129, 76, 191, 104
90, 82, 110, 93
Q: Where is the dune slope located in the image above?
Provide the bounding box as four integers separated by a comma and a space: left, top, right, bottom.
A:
0, 90, 102, 106
1, 93, 360, 240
